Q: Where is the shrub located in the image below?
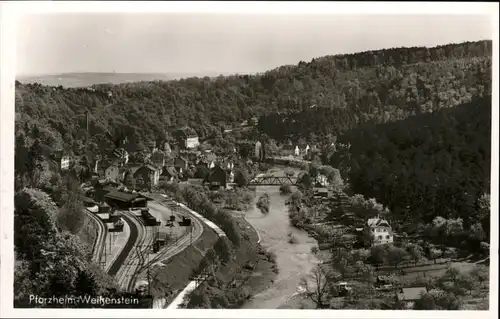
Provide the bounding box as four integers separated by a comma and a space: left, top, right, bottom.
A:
256, 193, 270, 214
279, 184, 292, 195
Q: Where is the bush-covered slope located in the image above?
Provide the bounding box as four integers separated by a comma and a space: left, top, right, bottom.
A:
330, 95, 491, 240
15, 40, 491, 155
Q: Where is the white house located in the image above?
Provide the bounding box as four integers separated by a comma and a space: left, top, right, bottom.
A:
316, 174, 329, 187
186, 136, 200, 149
174, 127, 200, 149
367, 216, 394, 246
294, 146, 300, 156
105, 163, 121, 182
60, 155, 71, 170
305, 145, 310, 155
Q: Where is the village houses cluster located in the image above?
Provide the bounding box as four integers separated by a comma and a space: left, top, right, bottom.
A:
53, 126, 237, 192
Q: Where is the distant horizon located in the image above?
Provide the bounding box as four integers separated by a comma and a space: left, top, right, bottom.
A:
16, 38, 493, 79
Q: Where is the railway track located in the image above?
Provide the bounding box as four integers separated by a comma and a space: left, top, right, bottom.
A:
111, 211, 155, 292
83, 208, 107, 265
108, 212, 139, 277
125, 214, 154, 292
134, 198, 204, 275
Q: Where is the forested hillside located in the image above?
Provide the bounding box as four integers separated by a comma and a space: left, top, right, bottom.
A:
15, 40, 491, 155
330, 96, 491, 248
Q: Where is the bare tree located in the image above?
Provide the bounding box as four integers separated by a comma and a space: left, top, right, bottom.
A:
300, 265, 331, 309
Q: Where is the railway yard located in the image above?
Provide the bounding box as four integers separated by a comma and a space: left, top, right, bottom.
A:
85, 188, 210, 308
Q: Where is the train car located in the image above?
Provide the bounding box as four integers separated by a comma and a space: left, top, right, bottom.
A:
130, 208, 143, 217
96, 213, 110, 222
142, 210, 160, 226
113, 218, 124, 232
179, 216, 192, 227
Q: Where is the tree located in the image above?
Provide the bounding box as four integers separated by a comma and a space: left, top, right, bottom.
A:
330, 249, 354, 279
469, 222, 486, 242
444, 267, 460, 283
387, 246, 409, 269
279, 184, 292, 195
457, 273, 477, 295
405, 243, 425, 265
300, 265, 331, 309
214, 238, 231, 264
59, 176, 86, 233
256, 193, 270, 214
288, 190, 303, 208
26, 138, 44, 186
194, 165, 210, 180
297, 173, 312, 190
369, 244, 390, 266
234, 169, 249, 187
470, 265, 489, 289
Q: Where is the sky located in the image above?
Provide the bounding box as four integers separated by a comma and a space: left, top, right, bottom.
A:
16, 13, 493, 76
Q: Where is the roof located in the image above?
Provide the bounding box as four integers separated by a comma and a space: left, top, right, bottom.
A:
397, 287, 427, 301
105, 161, 120, 170
367, 217, 391, 228
105, 190, 140, 203
164, 166, 177, 177
175, 127, 198, 138
135, 164, 160, 173
81, 196, 97, 205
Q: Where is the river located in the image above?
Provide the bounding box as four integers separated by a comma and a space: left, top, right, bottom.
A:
241, 167, 321, 309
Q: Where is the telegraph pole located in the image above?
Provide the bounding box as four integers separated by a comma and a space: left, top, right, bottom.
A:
147, 242, 152, 297
190, 223, 193, 246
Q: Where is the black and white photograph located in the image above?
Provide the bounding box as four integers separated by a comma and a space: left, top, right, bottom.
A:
0, 1, 498, 317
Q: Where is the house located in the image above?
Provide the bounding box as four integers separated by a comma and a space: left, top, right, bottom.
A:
104, 189, 148, 209
313, 187, 329, 198
53, 151, 72, 170
207, 165, 227, 190
150, 151, 166, 168
162, 141, 172, 155
228, 170, 235, 183
396, 287, 427, 309
161, 166, 177, 182
105, 162, 121, 182
173, 127, 199, 149
294, 146, 300, 156
186, 178, 205, 187
133, 164, 161, 189
198, 153, 217, 169
174, 157, 188, 173
315, 174, 329, 187
366, 216, 394, 246
112, 148, 129, 166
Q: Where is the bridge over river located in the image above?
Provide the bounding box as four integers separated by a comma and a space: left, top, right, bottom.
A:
248, 174, 298, 186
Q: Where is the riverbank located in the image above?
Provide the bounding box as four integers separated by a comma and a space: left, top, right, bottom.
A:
152, 224, 219, 306
240, 175, 322, 309
183, 208, 278, 308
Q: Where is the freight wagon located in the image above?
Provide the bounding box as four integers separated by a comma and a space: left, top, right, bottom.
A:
142, 210, 160, 226
179, 216, 192, 226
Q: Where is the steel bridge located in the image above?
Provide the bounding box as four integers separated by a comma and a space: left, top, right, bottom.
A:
248, 175, 298, 186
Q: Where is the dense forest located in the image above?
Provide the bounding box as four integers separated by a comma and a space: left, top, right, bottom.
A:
329, 96, 491, 248
15, 40, 491, 157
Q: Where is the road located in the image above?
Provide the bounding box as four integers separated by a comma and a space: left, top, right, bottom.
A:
83, 208, 107, 265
